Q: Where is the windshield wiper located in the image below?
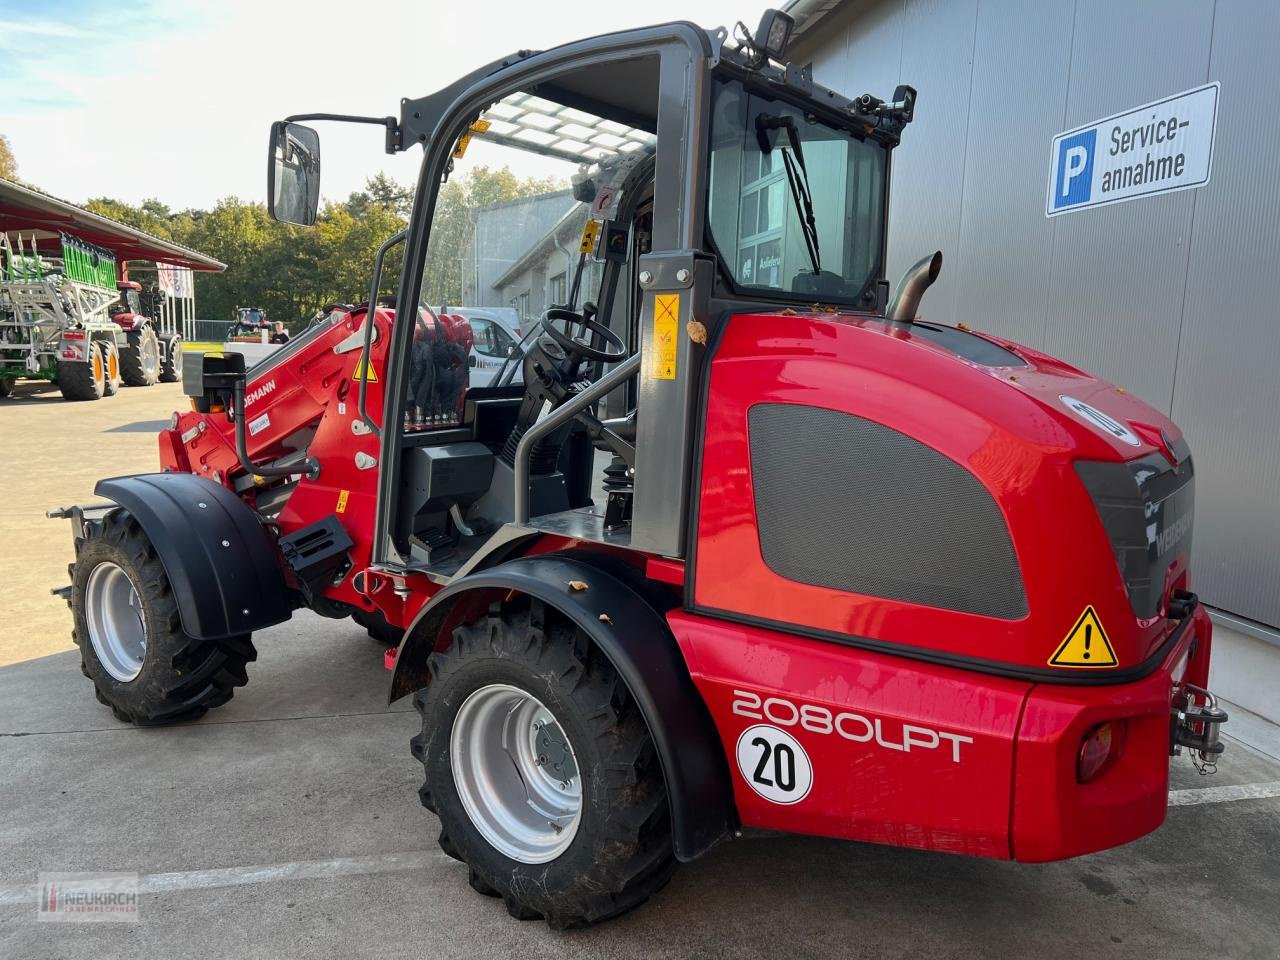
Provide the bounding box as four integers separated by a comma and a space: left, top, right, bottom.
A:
756, 113, 821, 276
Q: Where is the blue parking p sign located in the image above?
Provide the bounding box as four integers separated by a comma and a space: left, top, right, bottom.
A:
1045, 83, 1219, 217
1052, 129, 1096, 210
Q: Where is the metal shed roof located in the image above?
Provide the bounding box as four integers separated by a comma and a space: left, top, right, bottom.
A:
0, 177, 224, 272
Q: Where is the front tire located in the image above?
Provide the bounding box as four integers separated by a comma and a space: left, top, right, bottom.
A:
72, 510, 256, 724
412, 600, 675, 928
120, 325, 160, 386
353, 607, 402, 645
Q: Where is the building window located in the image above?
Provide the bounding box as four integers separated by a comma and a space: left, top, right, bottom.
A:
518, 291, 531, 321
549, 272, 567, 307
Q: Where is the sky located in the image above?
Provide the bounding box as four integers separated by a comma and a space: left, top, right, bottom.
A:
0, 0, 766, 211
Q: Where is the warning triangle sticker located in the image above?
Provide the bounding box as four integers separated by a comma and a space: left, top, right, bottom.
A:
1048, 606, 1118, 668
352, 354, 378, 383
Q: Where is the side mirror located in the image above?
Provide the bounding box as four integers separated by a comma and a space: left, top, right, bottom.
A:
267, 121, 321, 226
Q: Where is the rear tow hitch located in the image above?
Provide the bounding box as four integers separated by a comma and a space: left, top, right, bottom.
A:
1171, 683, 1228, 775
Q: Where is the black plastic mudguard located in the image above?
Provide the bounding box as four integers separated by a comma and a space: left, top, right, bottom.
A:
390, 551, 738, 862
94, 473, 292, 640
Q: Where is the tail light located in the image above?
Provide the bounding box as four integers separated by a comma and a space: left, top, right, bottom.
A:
1077, 721, 1125, 782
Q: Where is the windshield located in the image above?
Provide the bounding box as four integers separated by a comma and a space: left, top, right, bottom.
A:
707, 77, 887, 305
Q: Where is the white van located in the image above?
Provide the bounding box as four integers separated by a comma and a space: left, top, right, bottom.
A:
449, 307, 524, 386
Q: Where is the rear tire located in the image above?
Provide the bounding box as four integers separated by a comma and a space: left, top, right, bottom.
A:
119, 325, 160, 386
159, 335, 181, 382
99, 340, 122, 396
411, 599, 676, 929
58, 351, 105, 401
72, 509, 256, 724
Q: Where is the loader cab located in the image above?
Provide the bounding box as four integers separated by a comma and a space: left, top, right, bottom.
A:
268, 16, 909, 577
375, 21, 909, 575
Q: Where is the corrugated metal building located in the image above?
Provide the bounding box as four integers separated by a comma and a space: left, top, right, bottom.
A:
785, 0, 1279, 739
461, 190, 578, 317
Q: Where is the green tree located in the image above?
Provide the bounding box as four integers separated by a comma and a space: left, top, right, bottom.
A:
85, 197, 179, 240
46, 168, 563, 331
0, 135, 16, 180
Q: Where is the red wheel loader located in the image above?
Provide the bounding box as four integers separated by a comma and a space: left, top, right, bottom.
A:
52, 11, 1228, 929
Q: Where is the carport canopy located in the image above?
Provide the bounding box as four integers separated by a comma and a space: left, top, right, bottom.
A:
0, 177, 224, 272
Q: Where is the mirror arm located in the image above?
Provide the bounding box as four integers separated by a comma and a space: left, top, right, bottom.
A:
284, 113, 403, 153
358, 229, 409, 440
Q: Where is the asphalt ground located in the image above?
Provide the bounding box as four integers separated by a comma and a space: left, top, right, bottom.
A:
2, 377, 1278, 959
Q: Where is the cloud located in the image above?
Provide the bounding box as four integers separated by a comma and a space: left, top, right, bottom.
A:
0, 0, 765, 209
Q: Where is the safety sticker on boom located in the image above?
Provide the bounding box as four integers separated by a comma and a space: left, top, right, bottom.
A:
1048, 605, 1118, 667
352, 354, 378, 383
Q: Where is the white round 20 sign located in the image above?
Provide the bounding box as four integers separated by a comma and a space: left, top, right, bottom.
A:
735, 724, 813, 804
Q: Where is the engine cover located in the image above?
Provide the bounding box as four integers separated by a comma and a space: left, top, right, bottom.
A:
693, 311, 1194, 682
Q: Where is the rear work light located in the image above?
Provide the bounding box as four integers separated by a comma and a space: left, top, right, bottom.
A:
1077, 721, 1125, 783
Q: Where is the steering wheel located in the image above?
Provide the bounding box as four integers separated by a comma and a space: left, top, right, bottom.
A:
541, 307, 627, 364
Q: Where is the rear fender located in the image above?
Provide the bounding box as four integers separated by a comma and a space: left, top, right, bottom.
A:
93, 473, 293, 640
390, 551, 738, 861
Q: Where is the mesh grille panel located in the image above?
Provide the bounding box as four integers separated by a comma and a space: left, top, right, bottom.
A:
748, 404, 1027, 619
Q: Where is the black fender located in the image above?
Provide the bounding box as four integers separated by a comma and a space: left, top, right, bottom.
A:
94, 473, 292, 640
390, 551, 737, 862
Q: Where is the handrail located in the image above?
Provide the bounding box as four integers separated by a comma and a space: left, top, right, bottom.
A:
357, 229, 408, 439
512, 352, 641, 523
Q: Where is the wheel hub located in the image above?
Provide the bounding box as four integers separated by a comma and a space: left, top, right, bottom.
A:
450, 683, 582, 863
84, 561, 147, 682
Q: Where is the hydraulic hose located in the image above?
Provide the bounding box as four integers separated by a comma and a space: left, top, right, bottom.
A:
232, 377, 318, 480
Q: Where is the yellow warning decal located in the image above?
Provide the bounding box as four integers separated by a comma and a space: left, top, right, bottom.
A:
579, 219, 601, 255
336, 489, 350, 514
352, 353, 378, 383
452, 119, 491, 159
1048, 606, 1118, 667
651, 294, 679, 380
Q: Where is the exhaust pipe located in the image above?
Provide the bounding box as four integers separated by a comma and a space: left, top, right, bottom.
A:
886, 251, 943, 324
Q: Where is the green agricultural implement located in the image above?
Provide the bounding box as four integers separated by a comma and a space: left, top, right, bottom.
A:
0, 232, 178, 400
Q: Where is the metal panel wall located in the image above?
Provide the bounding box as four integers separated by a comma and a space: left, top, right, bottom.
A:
792, 0, 1280, 629
1169, 0, 1280, 624
1039, 0, 1213, 409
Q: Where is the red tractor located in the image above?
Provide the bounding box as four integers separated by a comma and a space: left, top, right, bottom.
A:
53, 12, 1227, 929
110, 280, 179, 385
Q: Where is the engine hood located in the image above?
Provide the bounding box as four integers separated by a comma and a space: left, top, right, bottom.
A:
850, 314, 1184, 465
693, 308, 1196, 681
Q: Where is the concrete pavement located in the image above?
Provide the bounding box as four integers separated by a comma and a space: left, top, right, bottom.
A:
1, 612, 1279, 959
0, 378, 189, 666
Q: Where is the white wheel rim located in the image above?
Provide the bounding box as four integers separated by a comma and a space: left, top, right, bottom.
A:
143, 336, 159, 377
84, 561, 146, 682
450, 683, 582, 863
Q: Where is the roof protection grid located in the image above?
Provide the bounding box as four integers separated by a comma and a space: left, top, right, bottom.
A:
478, 93, 655, 165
